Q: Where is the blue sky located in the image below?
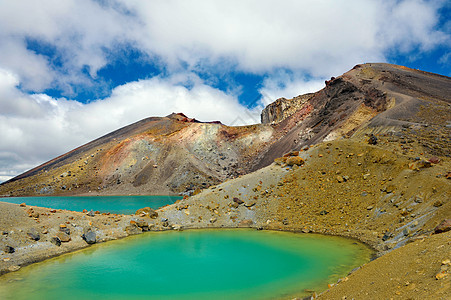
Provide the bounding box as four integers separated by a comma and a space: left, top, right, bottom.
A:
0, 0, 450, 182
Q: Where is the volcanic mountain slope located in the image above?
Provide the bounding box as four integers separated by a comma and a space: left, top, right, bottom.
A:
1, 63, 449, 197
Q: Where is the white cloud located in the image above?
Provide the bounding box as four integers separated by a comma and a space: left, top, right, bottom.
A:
258, 70, 325, 107
0, 0, 449, 92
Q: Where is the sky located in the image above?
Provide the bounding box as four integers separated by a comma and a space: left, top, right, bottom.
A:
0, 0, 450, 183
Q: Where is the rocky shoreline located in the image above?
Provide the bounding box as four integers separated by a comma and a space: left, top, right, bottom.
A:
1, 137, 450, 299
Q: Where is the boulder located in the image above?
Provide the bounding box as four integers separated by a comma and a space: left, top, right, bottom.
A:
135, 207, 158, 219
434, 219, 451, 234
125, 225, 142, 235
82, 231, 96, 244
50, 236, 62, 246
286, 156, 304, 166
134, 219, 149, 228
27, 228, 40, 241
59, 224, 70, 235
238, 219, 254, 227
56, 232, 71, 242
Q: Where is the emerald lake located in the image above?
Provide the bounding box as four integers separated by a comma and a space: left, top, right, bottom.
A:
0, 229, 373, 299
0, 195, 181, 214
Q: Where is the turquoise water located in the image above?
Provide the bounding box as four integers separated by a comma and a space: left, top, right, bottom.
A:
0, 195, 181, 214
0, 229, 373, 299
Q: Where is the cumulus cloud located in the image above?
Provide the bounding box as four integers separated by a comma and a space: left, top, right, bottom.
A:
0, 0, 449, 92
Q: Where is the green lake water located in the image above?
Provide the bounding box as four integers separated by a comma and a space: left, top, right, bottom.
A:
0, 229, 373, 299
1, 195, 181, 214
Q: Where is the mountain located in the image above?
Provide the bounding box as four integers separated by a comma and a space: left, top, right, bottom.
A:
1, 63, 450, 197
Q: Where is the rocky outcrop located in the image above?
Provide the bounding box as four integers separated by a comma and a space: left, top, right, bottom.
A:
261, 93, 314, 124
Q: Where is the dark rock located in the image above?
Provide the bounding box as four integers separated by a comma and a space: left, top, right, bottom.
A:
162, 221, 169, 227
4, 245, 15, 253
50, 236, 62, 246
319, 210, 329, 215
282, 218, 289, 225
27, 228, 40, 241
428, 157, 440, 164
434, 219, 451, 234
244, 200, 256, 208
417, 160, 432, 168
368, 134, 378, 145
56, 232, 71, 242
82, 231, 96, 244
87, 210, 95, 217
233, 197, 244, 204
135, 207, 158, 219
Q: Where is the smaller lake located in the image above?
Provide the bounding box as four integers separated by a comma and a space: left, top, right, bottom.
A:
0, 229, 373, 299
0, 195, 181, 214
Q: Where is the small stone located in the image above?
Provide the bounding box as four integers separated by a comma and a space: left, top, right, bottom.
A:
27, 229, 40, 241
59, 225, 70, 235
19, 203, 26, 207
4, 245, 15, 253
42, 229, 48, 234
210, 217, 217, 223
368, 134, 378, 145
56, 232, 71, 242
82, 209, 88, 213
244, 201, 256, 208
367, 205, 374, 210
382, 232, 392, 241
82, 231, 96, 244
125, 225, 142, 235
433, 200, 443, 207
31, 212, 39, 218
87, 210, 95, 217
238, 219, 254, 227
135, 219, 149, 228
171, 224, 183, 231
435, 271, 448, 280
135, 207, 158, 219
231, 202, 240, 209
8, 265, 20, 272
162, 221, 169, 227
50, 236, 62, 246
434, 219, 451, 234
